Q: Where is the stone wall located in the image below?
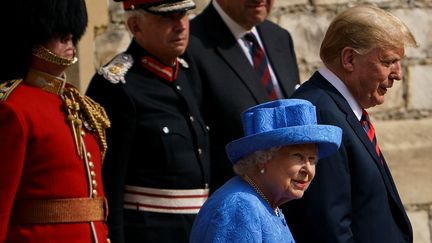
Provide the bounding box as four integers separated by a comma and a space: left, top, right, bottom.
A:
85, 0, 432, 242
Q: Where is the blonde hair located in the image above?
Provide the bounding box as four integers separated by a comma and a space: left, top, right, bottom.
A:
320, 4, 417, 66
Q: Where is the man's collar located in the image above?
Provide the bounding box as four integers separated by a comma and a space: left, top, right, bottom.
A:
318, 66, 363, 120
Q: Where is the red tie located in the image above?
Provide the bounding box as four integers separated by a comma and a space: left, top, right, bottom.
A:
360, 109, 383, 163
244, 33, 277, 100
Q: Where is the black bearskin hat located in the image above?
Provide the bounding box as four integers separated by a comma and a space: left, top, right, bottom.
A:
29, 0, 88, 46
0, 0, 88, 81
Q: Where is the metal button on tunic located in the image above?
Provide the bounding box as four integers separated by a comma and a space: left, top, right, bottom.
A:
162, 127, 170, 134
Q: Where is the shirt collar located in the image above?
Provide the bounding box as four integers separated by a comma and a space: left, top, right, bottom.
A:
318, 66, 363, 121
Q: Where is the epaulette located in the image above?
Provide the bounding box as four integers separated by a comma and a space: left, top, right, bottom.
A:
0, 79, 23, 101
98, 53, 133, 84
177, 57, 189, 69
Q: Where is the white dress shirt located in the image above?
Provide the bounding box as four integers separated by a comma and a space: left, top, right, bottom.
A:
318, 66, 363, 121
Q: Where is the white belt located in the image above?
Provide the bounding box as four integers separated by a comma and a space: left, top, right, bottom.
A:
123, 185, 209, 214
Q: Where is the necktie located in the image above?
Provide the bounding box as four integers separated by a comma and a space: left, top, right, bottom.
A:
244, 33, 277, 100
360, 109, 383, 163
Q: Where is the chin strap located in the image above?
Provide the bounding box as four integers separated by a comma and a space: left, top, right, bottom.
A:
32, 46, 78, 67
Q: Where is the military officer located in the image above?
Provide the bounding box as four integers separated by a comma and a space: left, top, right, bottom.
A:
86, 0, 210, 242
0, 0, 110, 242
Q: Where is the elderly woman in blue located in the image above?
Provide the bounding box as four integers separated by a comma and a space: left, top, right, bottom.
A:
190, 99, 342, 242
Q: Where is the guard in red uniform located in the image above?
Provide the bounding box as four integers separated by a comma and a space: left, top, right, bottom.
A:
0, 0, 111, 242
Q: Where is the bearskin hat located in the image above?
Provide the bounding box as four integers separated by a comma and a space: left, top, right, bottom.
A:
0, 0, 88, 81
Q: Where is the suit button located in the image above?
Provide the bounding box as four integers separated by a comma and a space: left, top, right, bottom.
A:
92, 180, 98, 188
189, 115, 194, 122
162, 127, 170, 134
88, 161, 94, 169
92, 189, 98, 197
176, 85, 181, 91
197, 148, 202, 155
205, 125, 210, 131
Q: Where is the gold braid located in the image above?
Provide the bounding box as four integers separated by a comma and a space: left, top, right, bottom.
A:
63, 87, 111, 160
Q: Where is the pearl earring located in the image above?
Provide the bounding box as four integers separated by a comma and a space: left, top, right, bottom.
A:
260, 168, 265, 174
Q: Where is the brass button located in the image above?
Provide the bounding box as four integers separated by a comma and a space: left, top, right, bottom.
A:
92, 180, 97, 188
88, 161, 95, 169
90, 171, 96, 178
87, 152, 92, 159
92, 189, 98, 197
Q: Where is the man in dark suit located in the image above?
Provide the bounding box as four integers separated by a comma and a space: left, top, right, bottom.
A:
188, 0, 300, 191
283, 5, 417, 242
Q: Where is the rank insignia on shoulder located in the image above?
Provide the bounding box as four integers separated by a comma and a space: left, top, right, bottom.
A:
98, 53, 133, 84
177, 57, 189, 69
0, 79, 23, 101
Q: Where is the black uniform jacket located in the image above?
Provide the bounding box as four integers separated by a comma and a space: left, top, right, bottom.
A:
283, 72, 413, 243
188, 3, 300, 191
86, 40, 210, 243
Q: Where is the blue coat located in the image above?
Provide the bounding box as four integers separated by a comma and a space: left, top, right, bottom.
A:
191, 176, 295, 243
282, 72, 413, 243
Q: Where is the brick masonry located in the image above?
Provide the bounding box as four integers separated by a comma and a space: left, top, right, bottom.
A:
88, 0, 432, 242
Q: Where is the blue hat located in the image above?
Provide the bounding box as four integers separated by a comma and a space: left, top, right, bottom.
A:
226, 99, 342, 163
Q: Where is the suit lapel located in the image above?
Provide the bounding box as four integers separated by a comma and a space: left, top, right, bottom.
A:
201, 5, 270, 103
310, 72, 408, 214
310, 73, 382, 164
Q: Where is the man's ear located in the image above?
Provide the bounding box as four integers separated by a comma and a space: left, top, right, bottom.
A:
127, 16, 141, 35
341, 47, 356, 72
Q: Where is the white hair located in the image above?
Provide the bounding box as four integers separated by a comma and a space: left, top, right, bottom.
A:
233, 147, 281, 177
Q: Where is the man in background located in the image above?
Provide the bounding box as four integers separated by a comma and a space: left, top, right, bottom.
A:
188, 0, 300, 191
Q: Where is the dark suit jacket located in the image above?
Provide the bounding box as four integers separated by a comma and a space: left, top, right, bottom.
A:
283, 71, 413, 243
188, 4, 300, 191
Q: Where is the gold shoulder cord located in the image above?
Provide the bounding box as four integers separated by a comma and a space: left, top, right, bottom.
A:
62, 87, 111, 160
0, 79, 23, 101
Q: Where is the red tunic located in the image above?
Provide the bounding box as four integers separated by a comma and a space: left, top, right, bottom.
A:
0, 82, 108, 242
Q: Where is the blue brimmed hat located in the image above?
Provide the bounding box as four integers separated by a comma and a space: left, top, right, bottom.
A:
226, 99, 342, 163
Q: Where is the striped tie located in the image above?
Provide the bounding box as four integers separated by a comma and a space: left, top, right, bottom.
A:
244, 33, 277, 100
360, 109, 383, 163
